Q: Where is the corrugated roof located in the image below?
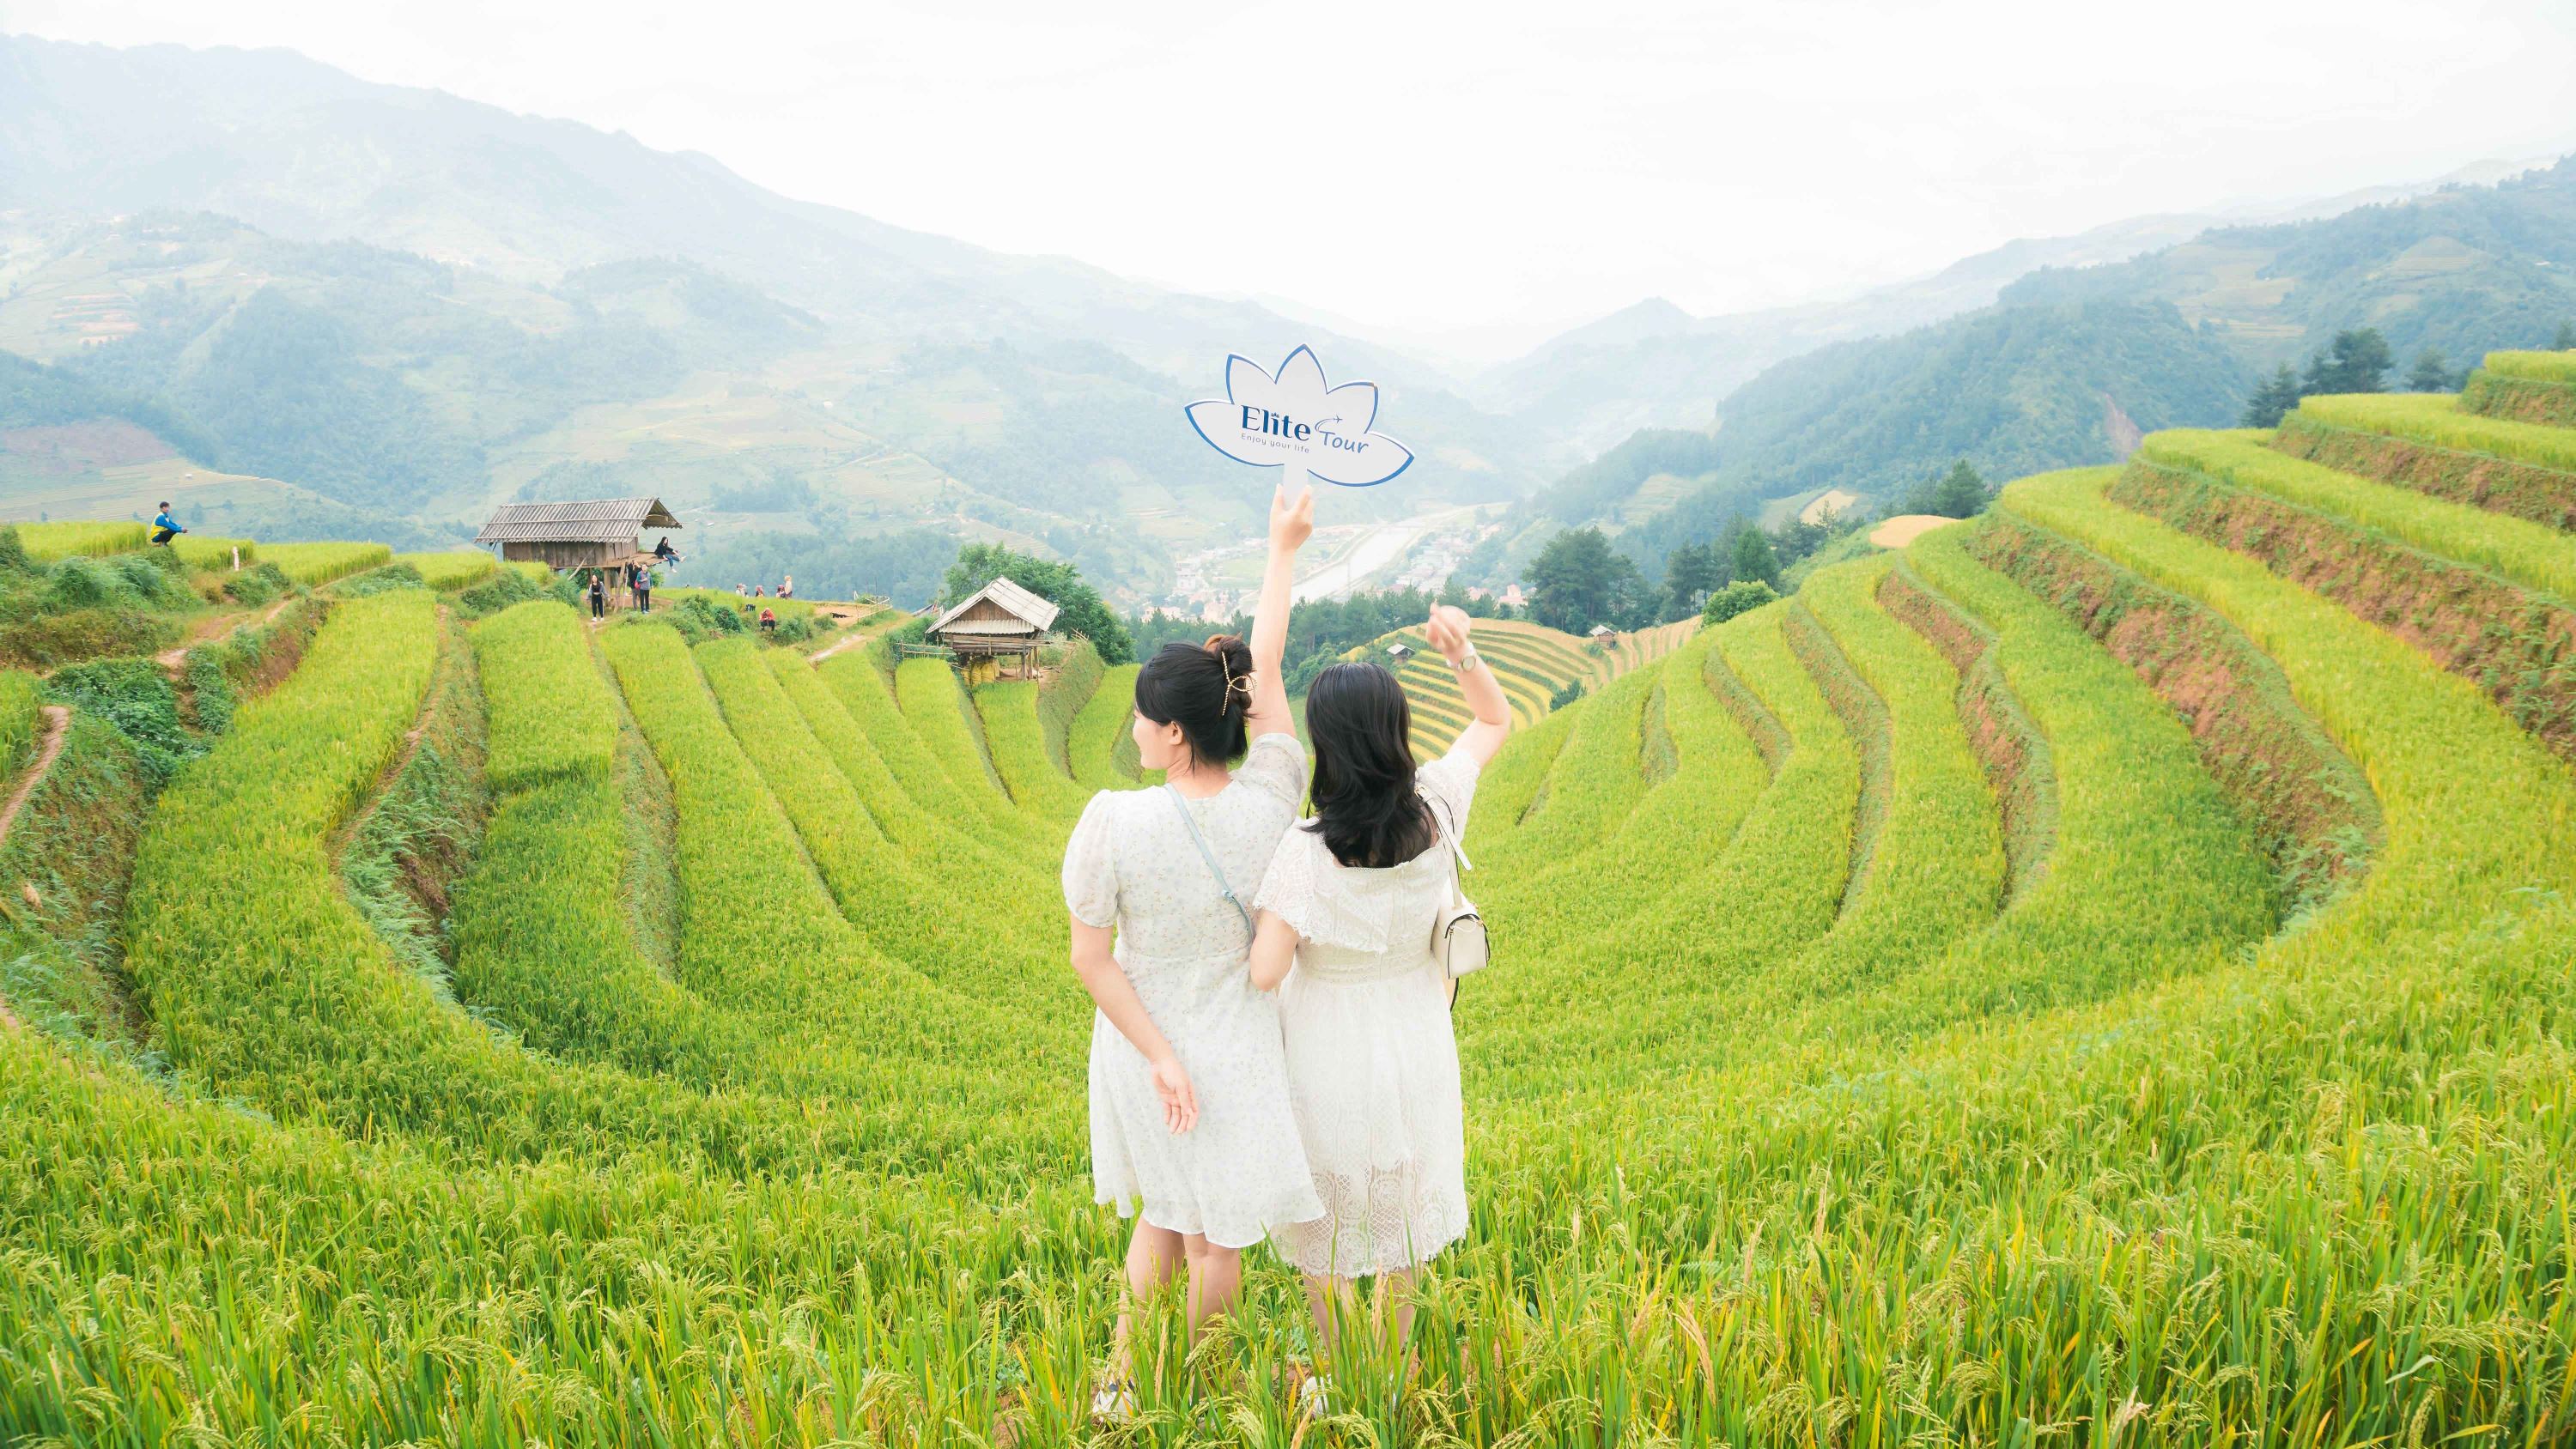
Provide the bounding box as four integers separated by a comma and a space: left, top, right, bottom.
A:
473, 497, 681, 544
928, 576, 1060, 636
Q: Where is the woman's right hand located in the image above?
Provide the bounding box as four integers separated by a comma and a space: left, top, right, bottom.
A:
1425, 604, 1473, 663
1151, 1055, 1199, 1134
1269, 479, 1315, 554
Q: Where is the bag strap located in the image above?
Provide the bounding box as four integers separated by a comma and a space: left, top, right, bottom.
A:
1163, 785, 1253, 939
1425, 791, 1473, 908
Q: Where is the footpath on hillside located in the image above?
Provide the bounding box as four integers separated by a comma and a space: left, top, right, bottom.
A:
1868, 514, 1959, 549
154, 595, 300, 673
0, 705, 71, 855
0, 700, 74, 1028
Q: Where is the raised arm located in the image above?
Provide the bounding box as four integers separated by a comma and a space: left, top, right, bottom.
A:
1242, 481, 1314, 739
1427, 605, 1510, 767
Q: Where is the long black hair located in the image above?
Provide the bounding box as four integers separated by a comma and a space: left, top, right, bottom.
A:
1303, 661, 1437, 869
1133, 634, 1255, 768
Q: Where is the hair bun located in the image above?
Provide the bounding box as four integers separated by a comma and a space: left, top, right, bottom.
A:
1203, 634, 1255, 712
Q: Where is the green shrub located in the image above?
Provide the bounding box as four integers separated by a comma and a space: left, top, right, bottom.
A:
42, 658, 195, 784
453, 565, 549, 620
0, 607, 180, 670
331, 563, 427, 598
1702, 577, 1778, 624
221, 562, 292, 607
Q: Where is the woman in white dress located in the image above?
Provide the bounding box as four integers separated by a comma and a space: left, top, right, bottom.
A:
1250, 604, 1510, 1363
1063, 482, 1321, 1412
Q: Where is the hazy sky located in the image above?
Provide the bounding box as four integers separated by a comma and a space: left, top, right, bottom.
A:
15, 0, 2576, 360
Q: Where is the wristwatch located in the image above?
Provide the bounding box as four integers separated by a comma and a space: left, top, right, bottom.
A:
1450, 648, 1482, 672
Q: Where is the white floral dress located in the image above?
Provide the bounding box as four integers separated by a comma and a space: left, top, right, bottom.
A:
1253, 750, 1477, 1277
1062, 733, 1323, 1247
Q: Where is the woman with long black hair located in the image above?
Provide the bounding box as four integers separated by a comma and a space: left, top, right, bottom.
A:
1062, 482, 1321, 1417
1249, 603, 1511, 1378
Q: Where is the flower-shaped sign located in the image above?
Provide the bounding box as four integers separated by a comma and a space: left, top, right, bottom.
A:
1184, 345, 1413, 488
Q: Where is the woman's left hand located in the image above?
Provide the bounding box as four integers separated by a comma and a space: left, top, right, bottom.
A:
1269, 480, 1315, 553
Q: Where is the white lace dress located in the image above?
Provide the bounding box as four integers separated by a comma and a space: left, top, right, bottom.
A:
1253, 750, 1477, 1278
1061, 733, 1325, 1247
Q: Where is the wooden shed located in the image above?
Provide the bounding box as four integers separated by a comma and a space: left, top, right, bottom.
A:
472, 497, 683, 571
921, 576, 1060, 680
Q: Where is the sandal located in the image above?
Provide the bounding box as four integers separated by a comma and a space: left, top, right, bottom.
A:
1090, 1375, 1136, 1422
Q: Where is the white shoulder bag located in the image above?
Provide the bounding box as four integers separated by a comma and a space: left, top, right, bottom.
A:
1428, 797, 1487, 979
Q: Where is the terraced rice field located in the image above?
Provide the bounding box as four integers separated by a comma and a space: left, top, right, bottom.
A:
13, 520, 148, 561
3, 347, 2575, 1443
1346, 615, 1694, 755
171, 535, 256, 570
390, 549, 501, 588
258, 540, 395, 586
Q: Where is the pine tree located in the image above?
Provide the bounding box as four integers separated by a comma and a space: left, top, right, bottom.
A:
2301, 328, 2393, 395
2405, 349, 2454, 393
1528, 527, 1639, 633
2557, 319, 2576, 351
1661, 541, 1722, 621
2242, 364, 2304, 427
1929, 460, 1990, 518
1728, 524, 1781, 589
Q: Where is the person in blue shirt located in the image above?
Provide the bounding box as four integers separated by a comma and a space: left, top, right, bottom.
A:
150, 503, 185, 547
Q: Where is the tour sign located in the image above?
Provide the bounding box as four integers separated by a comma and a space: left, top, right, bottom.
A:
1185, 344, 1413, 488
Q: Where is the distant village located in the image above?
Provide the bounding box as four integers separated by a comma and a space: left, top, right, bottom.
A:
1151, 510, 1515, 621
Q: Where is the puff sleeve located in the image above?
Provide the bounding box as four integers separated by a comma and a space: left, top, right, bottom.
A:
1253, 824, 1393, 952
1417, 749, 1481, 843
1060, 791, 1121, 929
1234, 732, 1309, 811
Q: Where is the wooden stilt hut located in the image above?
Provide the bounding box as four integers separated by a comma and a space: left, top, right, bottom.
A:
916, 576, 1060, 682
473, 498, 682, 572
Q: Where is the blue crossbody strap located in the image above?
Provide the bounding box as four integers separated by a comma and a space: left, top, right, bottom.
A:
1163, 785, 1253, 940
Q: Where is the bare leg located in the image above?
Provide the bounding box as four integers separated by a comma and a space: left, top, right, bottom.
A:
1182, 1235, 1242, 1334
1376, 1268, 1419, 1349
1111, 1221, 1186, 1379
1303, 1271, 1361, 1356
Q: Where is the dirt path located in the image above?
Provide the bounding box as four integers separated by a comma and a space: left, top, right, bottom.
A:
807, 631, 870, 663
155, 595, 298, 673
0, 705, 71, 855
1869, 514, 1963, 549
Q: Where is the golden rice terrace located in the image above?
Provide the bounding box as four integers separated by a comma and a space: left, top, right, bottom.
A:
3, 349, 2575, 1444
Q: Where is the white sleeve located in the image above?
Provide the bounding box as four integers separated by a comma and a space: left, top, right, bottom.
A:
1060, 791, 1120, 928
1417, 750, 1481, 841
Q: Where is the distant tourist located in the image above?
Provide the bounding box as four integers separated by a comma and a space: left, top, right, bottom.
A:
758, 605, 777, 634
631, 561, 653, 613
735, 583, 748, 597
779, 573, 793, 600
586, 570, 606, 621
1247, 603, 1506, 1399
1063, 482, 1316, 1422
149, 502, 185, 547
653, 535, 681, 566
754, 584, 766, 599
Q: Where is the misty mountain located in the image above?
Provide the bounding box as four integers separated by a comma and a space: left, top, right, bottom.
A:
1479, 152, 2574, 454
0, 32, 1557, 594
1467, 157, 2576, 584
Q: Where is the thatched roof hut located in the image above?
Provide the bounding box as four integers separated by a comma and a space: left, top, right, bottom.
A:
924, 577, 1060, 678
